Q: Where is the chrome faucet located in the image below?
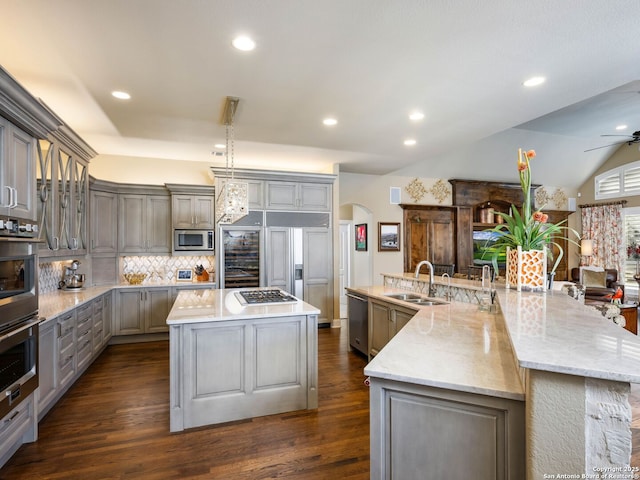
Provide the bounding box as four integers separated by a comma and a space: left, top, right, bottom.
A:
414, 260, 436, 296
441, 273, 451, 301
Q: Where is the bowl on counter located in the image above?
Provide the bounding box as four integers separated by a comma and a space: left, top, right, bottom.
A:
123, 273, 147, 285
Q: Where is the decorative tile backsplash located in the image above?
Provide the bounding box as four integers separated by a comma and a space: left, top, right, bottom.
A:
120, 255, 215, 282
39, 261, 67, 293
38, 255, 216, 294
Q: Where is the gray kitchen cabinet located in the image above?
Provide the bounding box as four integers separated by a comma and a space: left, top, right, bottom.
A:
369, 377, 525, 479
38, 294, 111, 423
369, 300, 390, 358
118, 194, 171, 254
368, 299, 417, 358
0, 117, 37, 221
102, 291, 113, 342
36, 137, 91, 257
0, 391, 36, 469
91, 294, 113, 354
265, 226, 332, 325
172, 194, 215, 229
89, 188, 118, 254
56, 310, 76, 391
170, 313, 318, 432
37, 317, 57, 419
116, 287, 172, 335
246, 179, 264, 209
75, 301, 93, 371
166, 184, 215, 230
265, 181, 331, 211
302, 228, 332, 323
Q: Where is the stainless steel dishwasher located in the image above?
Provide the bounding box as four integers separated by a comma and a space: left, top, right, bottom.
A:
347, 292, 368, 356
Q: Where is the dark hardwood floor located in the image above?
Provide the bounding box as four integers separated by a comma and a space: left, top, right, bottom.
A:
0, 323, 370, 479
3, 322, 640, 478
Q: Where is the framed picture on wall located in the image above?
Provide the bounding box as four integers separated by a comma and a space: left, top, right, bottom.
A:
378, 222, 400, 251
355, 224, 368, 251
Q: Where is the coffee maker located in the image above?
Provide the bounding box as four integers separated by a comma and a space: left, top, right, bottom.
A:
59, 259, 85, 289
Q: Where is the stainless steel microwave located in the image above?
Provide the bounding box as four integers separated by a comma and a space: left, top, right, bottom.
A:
174, 230, 214, 252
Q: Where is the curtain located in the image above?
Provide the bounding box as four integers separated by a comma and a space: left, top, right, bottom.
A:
581, 203, 625, 276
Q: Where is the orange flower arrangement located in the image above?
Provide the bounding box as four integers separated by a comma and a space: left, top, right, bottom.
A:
488, 148, 579, 273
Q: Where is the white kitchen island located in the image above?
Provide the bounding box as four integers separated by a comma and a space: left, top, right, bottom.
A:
167, 288, 319, 432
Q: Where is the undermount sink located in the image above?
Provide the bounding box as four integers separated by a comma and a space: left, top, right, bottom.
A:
384, 293, 423, 300
405, 298, 448, 306
384, 293, 449, 306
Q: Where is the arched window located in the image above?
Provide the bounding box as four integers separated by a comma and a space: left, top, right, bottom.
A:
595, 160, 640, 199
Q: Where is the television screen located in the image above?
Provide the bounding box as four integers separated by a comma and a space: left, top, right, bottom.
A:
472, 230, 506, 266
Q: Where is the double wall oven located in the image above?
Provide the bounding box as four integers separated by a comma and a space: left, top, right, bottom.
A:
0, 238, 38, 418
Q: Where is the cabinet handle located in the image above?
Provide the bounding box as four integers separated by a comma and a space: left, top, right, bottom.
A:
10, 187, 17, 208
2, 186, 11, 208
3, 410, 20, 425
53, 236, 59, 251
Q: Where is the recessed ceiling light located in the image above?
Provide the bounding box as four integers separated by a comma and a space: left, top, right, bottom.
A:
111, 90, 131, 100
214, 144, 226, 149
232, 35, 256, 51
616, 124, 628, 130
523, 76, 546, 87
323, 118, 338, 126
409, 111, 424, 121
404, 139, 417, 146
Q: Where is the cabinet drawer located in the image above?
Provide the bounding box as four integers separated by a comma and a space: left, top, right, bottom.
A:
76, 303, 92, 322
57, 353, 75, 387
77, 339, 92, 368
0, 394, 34, 456
58, 312, 75, 333
76, 326, 92, 350
58, 325, 74, 355
92, 296, 104, 313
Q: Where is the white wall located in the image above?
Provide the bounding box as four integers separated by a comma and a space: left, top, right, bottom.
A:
339, 172, 452, 285
90, 154, 214, 185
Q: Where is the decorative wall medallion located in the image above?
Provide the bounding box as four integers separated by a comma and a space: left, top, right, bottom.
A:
535, 187, 549, 208
552, 188, 568, 209
429, 179, 451, 204
406, 178, 427, 203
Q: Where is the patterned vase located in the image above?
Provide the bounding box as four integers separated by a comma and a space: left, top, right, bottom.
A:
505, 246, 547, 292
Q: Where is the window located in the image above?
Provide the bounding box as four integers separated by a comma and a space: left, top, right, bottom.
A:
595, 160, 640, 199
623, 207, 640, 296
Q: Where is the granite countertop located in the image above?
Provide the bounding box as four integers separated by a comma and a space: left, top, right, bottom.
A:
38, 280, 217, 321
166, 287, 321, 325
359, 276, 640, 402
497, 287, 640, 383
354, 285, 525, 401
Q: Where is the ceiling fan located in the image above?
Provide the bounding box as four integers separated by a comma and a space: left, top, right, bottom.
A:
584, 130, 640, 152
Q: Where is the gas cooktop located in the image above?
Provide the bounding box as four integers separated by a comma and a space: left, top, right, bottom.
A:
235, 289, 298, 305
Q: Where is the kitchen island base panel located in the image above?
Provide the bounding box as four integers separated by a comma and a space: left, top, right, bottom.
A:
170, 314, 318, 432
369, 378, 525, 480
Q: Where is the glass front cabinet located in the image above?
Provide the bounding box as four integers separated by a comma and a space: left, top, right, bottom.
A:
37, 134, 91, 257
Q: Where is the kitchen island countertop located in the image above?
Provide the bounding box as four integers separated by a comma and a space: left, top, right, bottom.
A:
166, 287, 320, 325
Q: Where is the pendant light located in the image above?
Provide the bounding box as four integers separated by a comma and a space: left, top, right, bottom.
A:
215, 96, 249, 224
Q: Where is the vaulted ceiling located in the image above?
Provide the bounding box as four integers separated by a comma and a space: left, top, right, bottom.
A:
1, 0, 640, 188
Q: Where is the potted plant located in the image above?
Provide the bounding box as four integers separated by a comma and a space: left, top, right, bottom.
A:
487, 148, 580, 291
